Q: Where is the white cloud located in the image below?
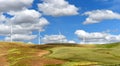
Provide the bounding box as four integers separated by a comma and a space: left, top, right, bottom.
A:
75, 30, 108, 39
68, 40, 76, 43
83, 10, 120, 24
9, 9, 41, 25
0, 0, 33, 12
33, 17, 49, 31
0, 14, 6, 22
13, 25, 32, 34
105, 35, 120, 42
42, 35, 67, 43
0, 24, 33, 36
38, 0, 79, 16
41, 34, 76, 43
0, 9, 49, 43
0, 9, 49, 35
27, 42, 33, 44
0, 0, 50, 43
8, 9, 49, 31
0, 24, 10, 36
5, 34, 37, 41
75, 30, 120, 44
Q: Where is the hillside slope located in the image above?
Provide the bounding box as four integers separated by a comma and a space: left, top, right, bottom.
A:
0, 42, 120, 66
0, 42, 64, 66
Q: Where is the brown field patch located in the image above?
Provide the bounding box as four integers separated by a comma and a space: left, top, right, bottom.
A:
0, 42, 66, 66
28, 50, 65, 66
26, 57, 65, 66
0, 55, 9, 66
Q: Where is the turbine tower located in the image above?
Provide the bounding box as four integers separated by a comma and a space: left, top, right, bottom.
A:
10, 21, 13, 42
83, 36, 85, 44
38, 31, 41, 44
59, 30, 62, 43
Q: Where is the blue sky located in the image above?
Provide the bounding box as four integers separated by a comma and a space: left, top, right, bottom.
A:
0, 0, 120, 44
38, 0, 120, 44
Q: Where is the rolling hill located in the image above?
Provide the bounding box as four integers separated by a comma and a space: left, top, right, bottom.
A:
0, 42, 120, 66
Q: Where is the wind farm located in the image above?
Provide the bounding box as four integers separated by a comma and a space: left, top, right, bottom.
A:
1, 0, 120, 66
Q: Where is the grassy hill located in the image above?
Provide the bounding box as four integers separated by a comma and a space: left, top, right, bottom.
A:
0, 42, 120, 66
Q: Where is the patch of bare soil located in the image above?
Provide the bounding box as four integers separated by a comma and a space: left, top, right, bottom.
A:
0, 44, 9, 66
37, 50, 49, 57
0, 55, 9, 66
29, 50, 65, 66
29, 58, 65, 66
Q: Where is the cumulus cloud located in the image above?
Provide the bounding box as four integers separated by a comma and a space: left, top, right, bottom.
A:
38, 0, 79, 16
42, 35, 67, 43
105, 35, 120, 42
75, 30, 108, 39
0, 0, 33, 12
0, 9, 49, 42
68, 40, 76, 43
75, 30, 120, 44
0, 24, 33, 36
9, 9, 41, 25
0, 14, 6, 22
8, 9, 49, 31
0, 17, 49, 36
83, 10, 120, 24
13, 25, 32, 34
41, 34, 76, 43
5, 34, 37, 41
0, 24, 10, 36
32, 17, 49, 31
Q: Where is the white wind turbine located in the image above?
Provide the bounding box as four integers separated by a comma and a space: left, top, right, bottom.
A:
59, 30, 62, 43
38, 30, 42, 44
10, 21, 13, 42
83, 36, 86, 44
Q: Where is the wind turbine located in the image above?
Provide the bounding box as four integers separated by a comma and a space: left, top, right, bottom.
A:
58, 30, 62, 43
83, 36, 86, 44
38, 30, 42, 44
10, 21, 13, 42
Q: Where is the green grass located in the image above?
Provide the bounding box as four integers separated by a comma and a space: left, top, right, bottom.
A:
47, 46, 120, 65
7, 47, 37, 66
1, 42, 120, 66
0, 42, 39, 66
96, 42, 120, 48
46, 61, 99, 66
